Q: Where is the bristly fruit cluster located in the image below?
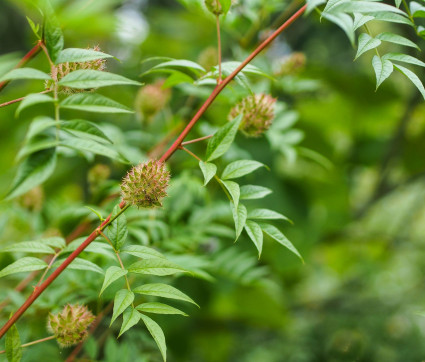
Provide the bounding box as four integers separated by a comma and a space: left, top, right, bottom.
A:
204, 0, 224, 15
120, 160, 170, 208
229, 93, 276, 137
47, 304, 95, 348
134, 79, 171, 121
46, 45, 106, 94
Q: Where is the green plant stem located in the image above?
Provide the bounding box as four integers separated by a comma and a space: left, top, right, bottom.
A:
99, 231, 133, 305
0, 4, 306, 339
402, 0, 414, 22
216, 14, 222, 84
181, 135, 213, 146
0, 335, 55, 354
179, 146, 232, 201
0, 41, 42, 93
364, 23, 380, 57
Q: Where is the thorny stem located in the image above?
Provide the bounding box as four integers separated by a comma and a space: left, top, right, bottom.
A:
0, 335, 55, 354
181, 135, 213, 146
0, 4, 306, 339
0, 90, 51, 108
0, 41, 42, 93
216, 15, 222, 84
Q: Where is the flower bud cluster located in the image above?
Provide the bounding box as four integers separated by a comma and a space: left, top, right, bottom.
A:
135, 80, 171, 121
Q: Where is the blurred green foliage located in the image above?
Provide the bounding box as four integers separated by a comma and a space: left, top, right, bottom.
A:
1, 0, 425, 361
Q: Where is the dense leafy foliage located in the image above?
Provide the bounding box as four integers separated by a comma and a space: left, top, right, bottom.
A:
1, 0, 425, 361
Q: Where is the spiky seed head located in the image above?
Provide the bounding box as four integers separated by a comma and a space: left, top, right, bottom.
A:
46, 45, 107, 94
121, 160, 170, 208
229, 93, 276, 137
273, 52, 306, 77
134, 80, 171, 121
205, 0, 224, 15
18, 186, 44, 211
47, 304, 95, 348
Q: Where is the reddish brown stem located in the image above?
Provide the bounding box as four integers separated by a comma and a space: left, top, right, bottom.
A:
0, 42, 42, 93
181, 135, 213, 146
0, 90, 51, 108
159, 4, 306, 163
0, 5, 306, 339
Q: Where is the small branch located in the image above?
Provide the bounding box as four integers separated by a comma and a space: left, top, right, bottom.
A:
0, 90, 51, 109
35, 253, 59, 289
216, 15, 222, 84
181, 135, 213, 146
0, 335, 55, 354
0, 41, 42, 93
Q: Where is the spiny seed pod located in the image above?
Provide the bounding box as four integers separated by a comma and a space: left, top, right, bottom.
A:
18, 186, 44, 211
273, 52, 306, 77
121, 160, 170, 208
205, 0, 224, 15
46, 45, 107, 94
229, 94, 276, 137
47, 304, 95, 348
134, 80, 171, 122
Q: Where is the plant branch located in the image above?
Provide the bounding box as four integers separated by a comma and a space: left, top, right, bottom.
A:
0, 90, 51, 108
181, 135, 213, 146
216, 15, 222, 84
0, 41, 42, 93
0, 335, 55, 354
159, 4, 307, 163
0, 4, 306, 339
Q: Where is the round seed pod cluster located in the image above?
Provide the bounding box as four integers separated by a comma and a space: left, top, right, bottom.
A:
229, 93, 277, 137
121, 160, 170, 208
47, 304, 95, 348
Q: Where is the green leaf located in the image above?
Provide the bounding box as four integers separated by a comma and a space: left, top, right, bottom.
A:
353, 13, 374, 30
121, 245, 166, 260
60, 93, 133, 114
6, 148, 57, 200
26, 16, 40, 39
322, 13, 355, 45
150, 59, 205, 75
59, 70, 141, 89
329, 1, 406, 15
244, 220, 263, 257
376, 32, 420, 50
25, 117, 56, 140
221, 0, 232, 15
118, 308, 141, 337
372, 55, 394, 90
306, 0, 326, 14
60, 120, 112, 144
133, 283, 199, 307
0, 257, 47, 278
355, 33, 381, 60
221, 180, 240, 208
259, 223, 303, 261
140, 314, 166, 362
38, 237, 66, 249
16, 138, 57, 162
240, 185, 272, 200
199, 161, 217, 186
5, 323, 22, 362
410, 1, 425, 17
105, 205, 128, 251
136, 302, 188, 316
221, 160, 265, 180
205, 114, 242, 161
0, 68, 51, 82
372, 11, 414, 26
0, 241, 55, 254
56, 48, 114, 64
42, 1, 64, 63
60, 137, 128, 164
99, 266, 128, 296
53, 257, 104, 274
248, 208, 292, 223
128, 259, 188, 276
111, 289, 135, 326
231, 202, 247, 241
394, 64, 425, 99
16, 93, 54, 116
383, 53, 425, 67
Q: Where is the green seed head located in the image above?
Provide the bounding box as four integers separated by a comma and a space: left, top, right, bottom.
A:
229, 93, 276, 137
47, 304, 95, 348
135, 80, 171, 121
205, 0, 224, 15
120, 160, 170, 208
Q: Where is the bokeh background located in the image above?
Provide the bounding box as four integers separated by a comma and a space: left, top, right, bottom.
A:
1, 0, 425, 361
